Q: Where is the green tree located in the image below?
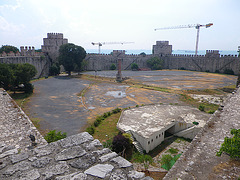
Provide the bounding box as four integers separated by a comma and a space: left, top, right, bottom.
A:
112, 134, 132, 156
147, 57, 164, 70
131, 63, 139, 71
110, 64, 116, 70
0, 45, 19, 54
0, 63, 14, 90
44, 130, 67, 143
140, 52, 146, 57
49, 63, 60, 76
58, 43, 86, 75
216, 129, 240, 159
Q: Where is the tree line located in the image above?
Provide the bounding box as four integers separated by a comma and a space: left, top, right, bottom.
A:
0, 63, 37, 93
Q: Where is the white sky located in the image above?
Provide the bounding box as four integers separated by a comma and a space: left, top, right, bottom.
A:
0, 0, 239, 52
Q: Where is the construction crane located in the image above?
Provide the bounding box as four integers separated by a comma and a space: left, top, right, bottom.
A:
91, 42, 134, 54
154, 23, 213, 55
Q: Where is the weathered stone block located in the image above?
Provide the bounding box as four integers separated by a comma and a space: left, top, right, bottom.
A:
59, 132, 93, 148
70, 154, 96, 169
4, 161, 30, 176
109, 169, 127, 180
84, 164, 114, 178
99, 152, 118, 162
11, 152, 29, 164
19, 169, 40, 180
56, 172, 87, 180
128, 170, 145, 179
55, 146, 86, 161
41, 161, 69, 179
31, 157, 52, 168
111, 156, 133, 168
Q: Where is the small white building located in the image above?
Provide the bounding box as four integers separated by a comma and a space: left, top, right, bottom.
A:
117, 104, 211, 153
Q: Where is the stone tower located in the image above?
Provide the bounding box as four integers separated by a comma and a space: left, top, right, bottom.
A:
41, 33, 68, 62
152, 41, 172, 56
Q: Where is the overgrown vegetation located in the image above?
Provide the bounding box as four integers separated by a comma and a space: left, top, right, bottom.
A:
0, 63, 37, 93
0, 45, 19, 54
216, 129, 240, 159
132, 152, 153, 170
86, 107, 121, 135
131, 63, 139, 71
110, 64, 116, 70
160, 154, 181, 171
44, 130, 67, 143
147, 56, 164, 70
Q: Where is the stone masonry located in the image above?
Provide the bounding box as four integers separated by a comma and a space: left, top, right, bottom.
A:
0, 89, 152, 180
164, 88, 240, 179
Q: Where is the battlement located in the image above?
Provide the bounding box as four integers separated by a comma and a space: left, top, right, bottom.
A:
47, 33, 64, 39
0, 46, 43, 57
156, 41, 169, 46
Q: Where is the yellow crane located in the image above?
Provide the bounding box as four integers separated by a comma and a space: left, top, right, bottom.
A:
91, 42, 134, 54
154, 23, 213, 55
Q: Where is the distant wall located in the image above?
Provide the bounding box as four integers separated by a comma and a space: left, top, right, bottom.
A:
85, 53, 240, 75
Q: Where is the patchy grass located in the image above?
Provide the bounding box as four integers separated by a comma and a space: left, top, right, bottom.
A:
8, 91, 32, 108
184, 89, 224, 95
179, 93, 219, 113
92, 112, 121, 143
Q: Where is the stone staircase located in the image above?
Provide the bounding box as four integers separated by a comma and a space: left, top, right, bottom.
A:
126, 130, 144, 154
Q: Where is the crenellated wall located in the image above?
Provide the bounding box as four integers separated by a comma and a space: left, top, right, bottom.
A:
85, 52, 240, 74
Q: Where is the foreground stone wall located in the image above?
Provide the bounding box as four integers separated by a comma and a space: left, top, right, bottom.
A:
164, 88, 240, 179
0, 89, 150, 179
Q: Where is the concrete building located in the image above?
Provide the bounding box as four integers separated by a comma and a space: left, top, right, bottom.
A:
117, 104, 211, 153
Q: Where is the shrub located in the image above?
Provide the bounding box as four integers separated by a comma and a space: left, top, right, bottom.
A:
112, 134, 131, 154
180, 67, 185, 70
160, 154, 173, 170
192, 121, 199, 125
223, 69, 234, 75
131, 63, 139, 71
168, 148, 179, 154
132, 152, 153, 170
216, 129, 240, 158
110, 64, 116, 70
215, 70, 220, 73
198, 104, 205, 111
147, 57, 164, 70
49, 63, 60, 75
86, 126, 95, 135
23, 83, 34, 93
207, 110, 215, 114
44, 130, 67, 143
112, 107, 121, 114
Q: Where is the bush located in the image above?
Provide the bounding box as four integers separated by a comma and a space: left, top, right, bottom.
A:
207, 110, 215, 114
112, 134, 131, 154
160, 154, 173, 170
192, 121, 199, 125
23, 83, 34, 93
198, 104, 205, 111
49, 63, 60, 75
215, 70, 220, 73
112, 107, 121, 114
132, 152, 153, 170
147, 57, 164, 70
224, 69, 234, 75
168, 148, 179, 154
86, 126, 95, 135
180, 67, 185, 70
217, 129, 240, 158
110, 64, 116, 70
131, 63, 139, 71
44, 130, 67, 143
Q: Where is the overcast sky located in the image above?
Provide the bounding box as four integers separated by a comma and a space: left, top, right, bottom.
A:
0, 0, 239, 53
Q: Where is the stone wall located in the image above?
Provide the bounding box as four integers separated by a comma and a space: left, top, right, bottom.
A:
0, 56, 49, 78
85, 53, 240, 74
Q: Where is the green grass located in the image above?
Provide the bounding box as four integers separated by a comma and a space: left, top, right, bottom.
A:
92, 112, 121, 143
167, 148, 179, 154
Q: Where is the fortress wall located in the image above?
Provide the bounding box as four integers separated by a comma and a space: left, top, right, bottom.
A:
0, 56, 50, 78
164, 55, 240, 74
86, 53, 240, 74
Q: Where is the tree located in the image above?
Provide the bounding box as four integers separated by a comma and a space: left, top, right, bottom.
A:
131, 63, 139, 71
140, 52, 146, 57
0, 45, 19, 54
110, 64, 116, 70
49, 63, 60, 76
216, 129, 240, 159
58, 43, 86, 75
147, 57, 164, 70
0, 63, 14, 90
112, 134, 132, 156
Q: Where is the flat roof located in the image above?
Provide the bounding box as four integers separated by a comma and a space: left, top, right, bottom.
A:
117, 104, 211, 138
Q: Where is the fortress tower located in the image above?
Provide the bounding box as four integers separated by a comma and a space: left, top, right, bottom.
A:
152, 41, 172, 56
41, 33, 68, 62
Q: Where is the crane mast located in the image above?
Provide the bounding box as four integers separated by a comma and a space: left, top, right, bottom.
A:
154, 23, 213, 55
91, 42, 134, 54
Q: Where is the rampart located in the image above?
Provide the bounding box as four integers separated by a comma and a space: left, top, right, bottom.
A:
85, 52, 240, 74
0, 46, 49, 78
